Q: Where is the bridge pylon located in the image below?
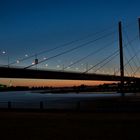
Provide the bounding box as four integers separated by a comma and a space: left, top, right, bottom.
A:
118, 21, 124, 96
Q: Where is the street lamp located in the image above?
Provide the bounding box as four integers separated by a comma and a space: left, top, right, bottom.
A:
25, 54, 28, 57
1, 51, 10, 67
2, 51, 6, 54
16, 60, 20, 64
57, 65, 60, 68
45, 64, 48, 67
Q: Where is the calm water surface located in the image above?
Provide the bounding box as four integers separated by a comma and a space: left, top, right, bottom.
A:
0, 91, 134, 109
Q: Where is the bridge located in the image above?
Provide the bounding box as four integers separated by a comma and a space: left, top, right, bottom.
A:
0, 66, 139, 82
1, 19, 140, 87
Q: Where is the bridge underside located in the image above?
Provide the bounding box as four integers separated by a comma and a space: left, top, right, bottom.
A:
0, 67, 139, 82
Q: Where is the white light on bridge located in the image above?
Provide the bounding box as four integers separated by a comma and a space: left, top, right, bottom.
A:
57, 65, 60, 68
2, 51, 6, 54
16, 60, 20, 63
32, 62, 35, 65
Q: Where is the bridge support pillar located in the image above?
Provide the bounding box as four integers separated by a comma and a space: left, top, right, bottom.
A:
8, 101, 12, 109
40, 101, 44, 110
118, 21, 124, 96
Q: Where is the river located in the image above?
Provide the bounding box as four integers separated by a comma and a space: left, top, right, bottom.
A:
0, 91, 134, 110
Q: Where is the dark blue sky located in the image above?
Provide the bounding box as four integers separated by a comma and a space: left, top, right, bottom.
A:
0, 0, 140, 73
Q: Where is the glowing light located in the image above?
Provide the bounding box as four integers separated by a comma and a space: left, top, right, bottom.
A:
16, 60, 20, 63
2, 51, 6, 54
57, 65, 60, 68
32, 62, 35, 65
45, 64, 48, 67
25, 54, 28, 57
76, 67, 79, 70
43, 57, 47, 60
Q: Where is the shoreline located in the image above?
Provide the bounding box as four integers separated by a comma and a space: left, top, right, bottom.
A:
0, 110, 140, 140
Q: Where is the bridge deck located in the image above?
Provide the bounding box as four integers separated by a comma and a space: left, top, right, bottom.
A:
0, 67, 139, 81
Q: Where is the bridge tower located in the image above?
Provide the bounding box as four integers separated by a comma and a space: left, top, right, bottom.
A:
118, 21, 124, 96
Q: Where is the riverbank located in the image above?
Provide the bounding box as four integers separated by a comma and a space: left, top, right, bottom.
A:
1, 94, 140, 139
0, 92, 139, 111
0, 110, 140, 140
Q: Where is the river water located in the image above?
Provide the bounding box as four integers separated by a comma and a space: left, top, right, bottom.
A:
0, 91, 134, 110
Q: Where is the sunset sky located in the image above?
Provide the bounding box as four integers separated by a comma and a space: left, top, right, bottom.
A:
0, 78, 113, 87
0, 0, 140, 87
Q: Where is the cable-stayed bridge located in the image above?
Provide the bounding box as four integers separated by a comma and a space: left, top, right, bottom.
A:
1, 19, 140, 86
0, 66, 139, 82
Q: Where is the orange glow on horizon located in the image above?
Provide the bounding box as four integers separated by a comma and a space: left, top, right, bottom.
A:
0, 78, 113, 87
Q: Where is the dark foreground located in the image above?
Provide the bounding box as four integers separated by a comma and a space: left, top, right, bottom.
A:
0, 111, 140, 140
1, 95, 140, 140
0, 96, 140, 140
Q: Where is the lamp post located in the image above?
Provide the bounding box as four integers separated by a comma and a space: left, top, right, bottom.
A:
2, 51, 9, 67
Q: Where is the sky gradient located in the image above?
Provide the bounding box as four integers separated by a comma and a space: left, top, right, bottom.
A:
0, 0, 140, 86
